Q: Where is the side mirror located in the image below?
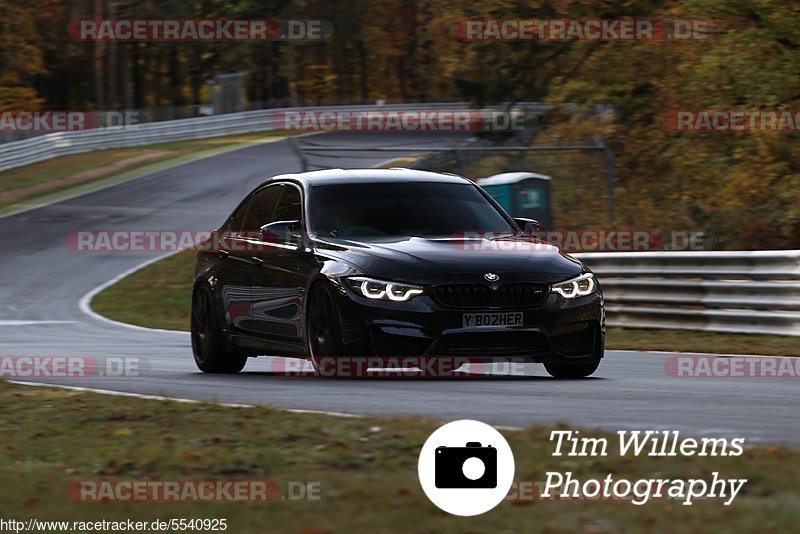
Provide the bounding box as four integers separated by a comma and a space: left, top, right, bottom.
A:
513, 217, 544, 235
260, 220, 302, 245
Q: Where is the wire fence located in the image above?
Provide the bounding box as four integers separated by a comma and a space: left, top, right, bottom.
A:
291, 135, 617, 224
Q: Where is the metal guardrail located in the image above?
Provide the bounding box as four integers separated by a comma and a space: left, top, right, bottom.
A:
575, 251, 800, 336
0, 102, 506, 173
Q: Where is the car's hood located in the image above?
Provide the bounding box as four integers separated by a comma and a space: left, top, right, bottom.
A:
313, 235, 585, 284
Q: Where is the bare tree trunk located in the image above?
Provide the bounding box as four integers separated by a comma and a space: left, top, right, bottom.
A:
169, 46, 184, 107
107, 0, 117, 109
132, 43, 143, 108
121, 43, 132, 109
93, 0, 104, 109
153, 49, 164, 107
358, 41, 368, 103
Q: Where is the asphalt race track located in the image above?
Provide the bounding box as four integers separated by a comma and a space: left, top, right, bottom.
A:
0, 131, 797, 444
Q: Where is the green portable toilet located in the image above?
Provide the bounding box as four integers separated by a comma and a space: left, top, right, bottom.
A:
477, 172, 553, 228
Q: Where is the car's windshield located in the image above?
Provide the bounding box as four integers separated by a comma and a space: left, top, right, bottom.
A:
311, 181, 515, 237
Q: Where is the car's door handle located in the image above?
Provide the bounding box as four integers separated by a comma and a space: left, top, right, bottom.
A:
250, 257, 264, 265
218, 250, 230, 259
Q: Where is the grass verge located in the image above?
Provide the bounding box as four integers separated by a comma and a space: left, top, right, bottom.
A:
0, 131, 290, 214
606, 328, 800, 357
92, 251, 194, 331
92, 251, 800, 356
0, 380, 797, 531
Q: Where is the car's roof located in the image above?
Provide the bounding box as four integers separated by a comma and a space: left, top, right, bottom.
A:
264, 168, 472, 186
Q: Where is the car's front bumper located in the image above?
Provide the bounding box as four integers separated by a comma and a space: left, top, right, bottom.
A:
331, 280, 605, 365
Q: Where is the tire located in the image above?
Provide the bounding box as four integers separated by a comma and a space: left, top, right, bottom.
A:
191, 285, 247, 373
543, 358, 600, 379
306, 283, 363, 378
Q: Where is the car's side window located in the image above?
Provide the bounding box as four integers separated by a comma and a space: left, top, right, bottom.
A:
226, 202, 250, 234
240, 185, 281, 234
271, 185, 302, 223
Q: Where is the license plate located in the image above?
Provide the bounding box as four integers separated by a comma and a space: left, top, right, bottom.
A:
462, 312, 523, 328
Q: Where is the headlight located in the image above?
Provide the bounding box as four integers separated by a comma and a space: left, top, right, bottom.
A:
346, 277, 424, 302
551, 273, 595, 298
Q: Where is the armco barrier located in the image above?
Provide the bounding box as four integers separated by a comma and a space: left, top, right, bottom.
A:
575, 251, 800, 336
0, 103, 547, 173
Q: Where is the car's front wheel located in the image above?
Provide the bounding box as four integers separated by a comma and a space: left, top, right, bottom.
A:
306, 283, 365, 378
191, 285, 247, 373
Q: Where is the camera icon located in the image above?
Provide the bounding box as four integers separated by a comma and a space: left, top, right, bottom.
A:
419, 420, 514, 515
435, 442, 497, 488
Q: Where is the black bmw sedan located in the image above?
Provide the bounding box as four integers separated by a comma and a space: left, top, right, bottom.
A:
191, 168, 604, 378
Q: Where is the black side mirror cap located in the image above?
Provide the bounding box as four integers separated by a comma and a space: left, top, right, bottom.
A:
513, 217, 544, 234
260, 220, 302, 244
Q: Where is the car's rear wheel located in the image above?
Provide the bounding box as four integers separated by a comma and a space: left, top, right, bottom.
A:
307, 283, 364, 377
543, 358, 600, 379
191, 285, 247, 373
